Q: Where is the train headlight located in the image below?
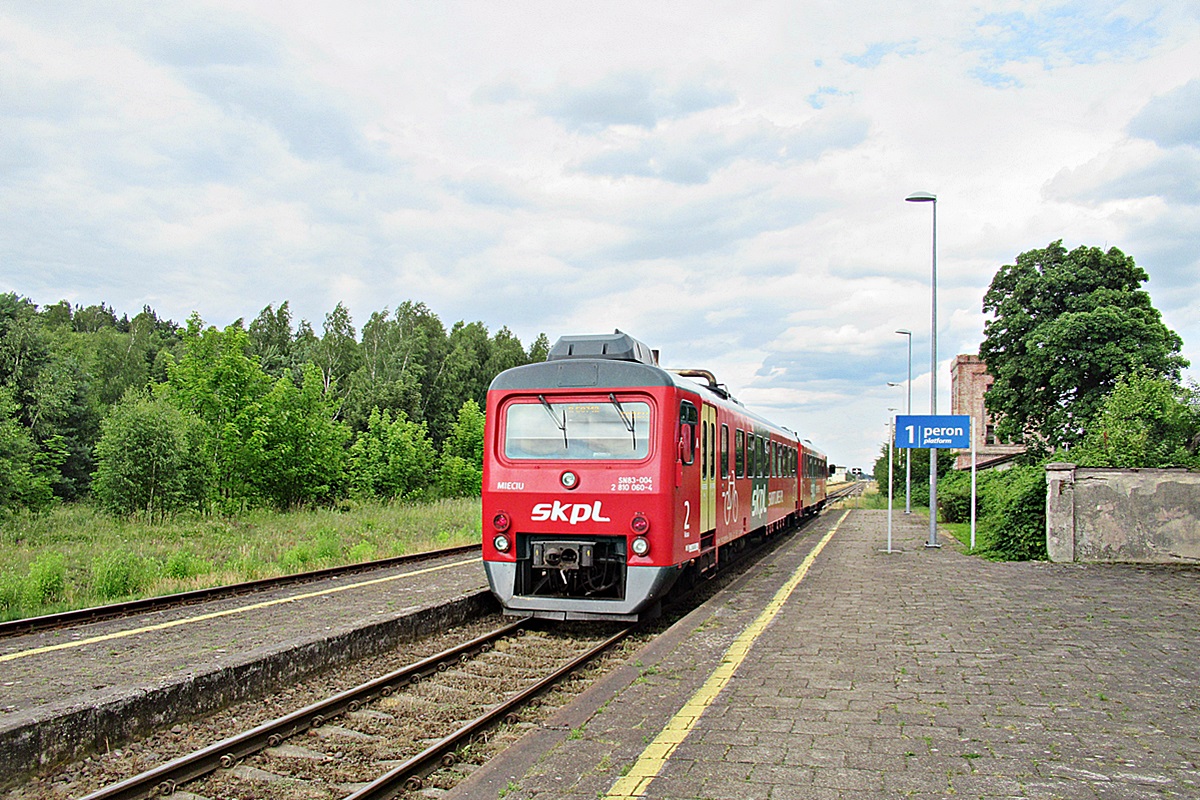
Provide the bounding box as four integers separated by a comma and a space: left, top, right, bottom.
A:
492, 511, 512, 532
560, 471, 579, 490
493, 534, 511, 553
631, 536, 650, 557
630, 514, 650, 534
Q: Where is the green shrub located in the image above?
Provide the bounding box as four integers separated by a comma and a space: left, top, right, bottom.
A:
938, 470, 973, 524
92, 550, 152, 600
164, 549, 209, 580
313, 529, 342, 562
23, 552, 67, 606
280, 543, 316, 572
348, 541, 377, 562
0, 573, 22, 617
978, 464, 1047, 561
229, 553, 267, 582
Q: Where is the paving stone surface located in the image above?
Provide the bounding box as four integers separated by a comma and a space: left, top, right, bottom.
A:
455, 508, 1200, 800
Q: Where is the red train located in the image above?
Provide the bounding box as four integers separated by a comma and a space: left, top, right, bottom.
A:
482, 331, 827, 621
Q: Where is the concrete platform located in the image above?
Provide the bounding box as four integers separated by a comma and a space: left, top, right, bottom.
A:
0, 551, 490, 784
449, 509, 1200, 800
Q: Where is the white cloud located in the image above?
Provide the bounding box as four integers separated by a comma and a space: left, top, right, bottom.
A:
2, 0, 1200, 470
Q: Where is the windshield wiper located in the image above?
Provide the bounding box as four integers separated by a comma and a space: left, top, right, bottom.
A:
609, 393, 636, 451
539, 395, 568, 449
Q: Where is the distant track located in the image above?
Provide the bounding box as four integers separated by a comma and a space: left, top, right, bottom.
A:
0, 543, 480, 639
827, 482, 864, 502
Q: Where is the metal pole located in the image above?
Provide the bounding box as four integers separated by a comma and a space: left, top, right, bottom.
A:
970, 417, 977, 550
886, 414, 895, 553
929, 198, 938, 547
905, 191, 938, 548
896, 329, 913, 514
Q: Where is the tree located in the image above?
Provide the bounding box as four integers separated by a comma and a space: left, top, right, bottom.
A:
1073, 373, 1200, 469
341, 307, 426, 433
0, 386, 54, 513
979, 241, 1187, 451
348, 408, 437, 500
437, 399, 486, 497
248, 302, 297, 380
485, 326, 529, 386
0, 295, 97, 499
254, 364, 351, 508
92, 390, 210, 519
312, 302, 360, 397
159, 316, 273, 508
527, 333, 551, 363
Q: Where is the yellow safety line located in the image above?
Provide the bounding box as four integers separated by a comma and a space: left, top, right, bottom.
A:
605, 510, 849, 800
0, 557, 481, 664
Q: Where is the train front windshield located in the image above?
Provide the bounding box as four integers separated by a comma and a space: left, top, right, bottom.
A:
504, 397, 651, 460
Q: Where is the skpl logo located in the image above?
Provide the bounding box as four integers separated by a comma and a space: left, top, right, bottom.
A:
530, 501, 611, 525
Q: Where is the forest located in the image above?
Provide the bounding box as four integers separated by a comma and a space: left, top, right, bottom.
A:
0, 293, 547, 518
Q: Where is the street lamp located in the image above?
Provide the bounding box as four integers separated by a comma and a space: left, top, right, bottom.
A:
906, 191, 938, 548
895, 328, 912, 514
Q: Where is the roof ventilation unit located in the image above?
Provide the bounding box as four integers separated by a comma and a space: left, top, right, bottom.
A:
547, 330, 658, 366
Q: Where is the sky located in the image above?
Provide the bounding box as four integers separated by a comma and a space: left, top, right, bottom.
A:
3, 1, 1199, 473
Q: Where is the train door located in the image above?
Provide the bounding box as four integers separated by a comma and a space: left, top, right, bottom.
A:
700, 404, 716, 534
677, 400, 701, 560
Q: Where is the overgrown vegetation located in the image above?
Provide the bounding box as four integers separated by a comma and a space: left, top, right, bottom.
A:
0, 294, 544, 519
0, 295, 516, 620
938, 466, 1048, 560
0, 498, 480, 621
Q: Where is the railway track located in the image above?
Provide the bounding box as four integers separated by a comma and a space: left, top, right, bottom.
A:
76, 618, 632, 800
827, 481, 865, 502
0, 543, 480, 639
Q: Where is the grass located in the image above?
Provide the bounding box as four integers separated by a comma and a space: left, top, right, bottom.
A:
0, 498, 481, 622
943, 521, 979, 550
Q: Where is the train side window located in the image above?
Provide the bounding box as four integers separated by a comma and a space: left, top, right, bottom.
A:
715, 424, 724, 474
679, 401, 697, 465
709, 422, 717, 480
735, 429, 745, 477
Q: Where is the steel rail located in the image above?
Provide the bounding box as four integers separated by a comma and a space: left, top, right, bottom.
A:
0, 543, 480, 639
344, 624, 635, 799
75, 618, 527, 800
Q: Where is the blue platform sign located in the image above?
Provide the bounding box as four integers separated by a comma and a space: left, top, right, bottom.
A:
895, 415, 971, 449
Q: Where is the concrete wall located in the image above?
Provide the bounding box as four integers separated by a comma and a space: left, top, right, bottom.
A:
1046, 463, 1200, 563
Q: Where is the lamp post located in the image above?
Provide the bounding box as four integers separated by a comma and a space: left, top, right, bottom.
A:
906, 191, 938, 548
895, 328, 912, 514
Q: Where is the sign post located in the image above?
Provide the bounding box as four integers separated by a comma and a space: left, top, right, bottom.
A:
894, 415, 971, 548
